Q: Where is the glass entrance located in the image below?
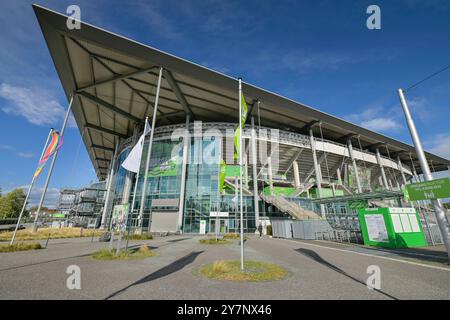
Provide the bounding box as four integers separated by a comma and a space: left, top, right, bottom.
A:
209, 218, 228, 234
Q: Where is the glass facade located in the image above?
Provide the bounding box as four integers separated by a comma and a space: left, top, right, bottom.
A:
109, 122, 409, 234
112, 132, 258, 233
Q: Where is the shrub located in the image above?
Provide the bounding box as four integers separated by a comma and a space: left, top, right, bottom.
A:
266, 225, 272, 236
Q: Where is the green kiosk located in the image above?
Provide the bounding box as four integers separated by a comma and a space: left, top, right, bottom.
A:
358, 207, 427, 248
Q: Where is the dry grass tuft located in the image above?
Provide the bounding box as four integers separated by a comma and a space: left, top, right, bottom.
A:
199, 238, 230, 245
200, 260, 286, 282
0, 228, 106, 241
0, 242, 42, 253
92, 244, 155, 260
123, 233, 153, 240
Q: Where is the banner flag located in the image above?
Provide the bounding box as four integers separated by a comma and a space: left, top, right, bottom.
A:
33, 131, 63, 179
234, 92, 248, 159
121, 119, 151, 173
219, 159, 226, 192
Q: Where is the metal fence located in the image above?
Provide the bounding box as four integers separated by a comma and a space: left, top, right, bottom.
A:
271, 219, 334, 240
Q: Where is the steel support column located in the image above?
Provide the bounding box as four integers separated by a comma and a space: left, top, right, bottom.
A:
100, 140, 119, 229
397, 156, 408, 186
267, 155, 273, 193
177, 115, 190, 232
293, 161, 301, 189
376, 148, 389, 190
251, 117, 260, 224
309, 129, 322, 197
347, 139, 362, 193
309, 128, 325, 217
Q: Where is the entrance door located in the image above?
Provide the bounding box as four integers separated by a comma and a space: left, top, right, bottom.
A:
209, 219, 228, 234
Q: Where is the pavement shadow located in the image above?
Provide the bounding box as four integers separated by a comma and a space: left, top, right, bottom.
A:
167, 238, 190, 243
105, 250, 204, 300
296, 248, 398, 300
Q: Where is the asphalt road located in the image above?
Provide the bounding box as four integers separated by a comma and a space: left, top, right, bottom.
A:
0, 235, 449, 300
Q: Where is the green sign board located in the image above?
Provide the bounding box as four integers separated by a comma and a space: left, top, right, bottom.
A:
406, 177, 450, 201
52, 213, 65, 218
225, 165, 241, 177
358, 207, 427, 249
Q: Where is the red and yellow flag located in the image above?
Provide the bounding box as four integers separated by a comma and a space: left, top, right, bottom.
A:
33, 131, 63, 179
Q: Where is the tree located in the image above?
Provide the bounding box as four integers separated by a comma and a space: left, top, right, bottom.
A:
0, 188, 28, 219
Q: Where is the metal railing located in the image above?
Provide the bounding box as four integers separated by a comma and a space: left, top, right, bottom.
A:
315, 230, 363, 244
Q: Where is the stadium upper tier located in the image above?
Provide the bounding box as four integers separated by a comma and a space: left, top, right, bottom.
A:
34, 4, 450, 181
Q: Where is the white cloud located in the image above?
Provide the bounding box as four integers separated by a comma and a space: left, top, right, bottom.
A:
345, 105, 403, 133
427, 133, 450, 160
135, 2, 182, 40
360, 118, 402, 132
5, 185, 61, 209
0, 83, 75, 128
0, 144, 12, 150
16, 152, 35, 159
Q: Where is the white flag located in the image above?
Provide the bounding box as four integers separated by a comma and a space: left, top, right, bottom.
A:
121, 120, 151, 173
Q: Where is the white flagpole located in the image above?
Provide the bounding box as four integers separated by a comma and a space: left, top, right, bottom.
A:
239, 78, 244, 270
33, 94, 75, 232
10, 128, 54, 245
140, 67, 163, 232
132, 117, 148, 231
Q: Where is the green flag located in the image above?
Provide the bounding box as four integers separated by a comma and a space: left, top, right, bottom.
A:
219, 159, 226, 192
234, 93, 248, 159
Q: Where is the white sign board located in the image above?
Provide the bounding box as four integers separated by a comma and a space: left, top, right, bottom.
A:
209, 212, 229, 217
365, 214, 389, 242
199, 220, 206, 234
112, 204, 128, 232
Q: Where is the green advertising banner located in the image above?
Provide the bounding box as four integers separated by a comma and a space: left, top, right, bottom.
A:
406, 177, 450, 201
219, 160, 226, 192
148, 157, 179, 177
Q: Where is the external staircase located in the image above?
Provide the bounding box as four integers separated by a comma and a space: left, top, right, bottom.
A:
260, 194, 321, 220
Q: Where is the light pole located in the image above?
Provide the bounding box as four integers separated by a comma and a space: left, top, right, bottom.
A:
397, 88, 450, 258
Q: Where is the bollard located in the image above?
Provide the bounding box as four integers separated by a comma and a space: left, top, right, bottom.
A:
45, 233, 50, 248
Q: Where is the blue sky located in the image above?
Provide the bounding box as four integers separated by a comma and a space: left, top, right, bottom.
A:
1, 0, 450, 207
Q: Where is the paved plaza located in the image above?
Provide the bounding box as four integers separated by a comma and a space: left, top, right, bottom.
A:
0, 235, 449, 300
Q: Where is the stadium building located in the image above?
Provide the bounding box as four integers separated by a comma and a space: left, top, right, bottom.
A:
34, 5, 450, 236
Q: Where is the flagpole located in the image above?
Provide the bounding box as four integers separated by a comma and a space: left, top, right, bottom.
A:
33, 94, 75, 232
238, 78, 244, 271
133, 117, 148, 230
140, 67, 163, 232
10, 128, 54, 245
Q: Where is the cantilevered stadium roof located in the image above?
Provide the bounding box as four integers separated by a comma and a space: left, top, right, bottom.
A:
33, 4, 450, 180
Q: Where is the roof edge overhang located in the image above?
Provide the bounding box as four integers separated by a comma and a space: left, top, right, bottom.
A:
32, 4, 450, 178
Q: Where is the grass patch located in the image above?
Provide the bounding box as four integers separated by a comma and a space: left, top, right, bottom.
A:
223, 233, 240, 239
91, 245, 156, 260
0, 242, 42, 253
122, 233, 153, 240
0, 227, 106, 241
200, 260, 286, 282
199, 238, 230, 245
223, 233, 249, 241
